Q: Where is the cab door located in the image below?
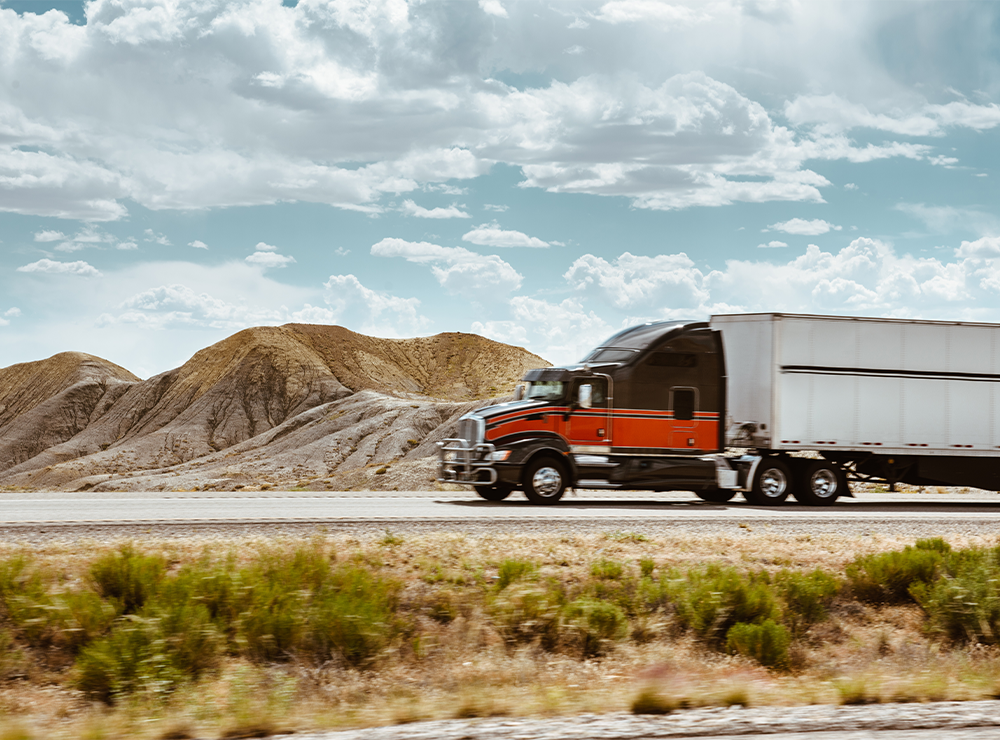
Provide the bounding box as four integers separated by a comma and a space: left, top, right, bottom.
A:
669, 386, 698, 449
566, 378, 610, 446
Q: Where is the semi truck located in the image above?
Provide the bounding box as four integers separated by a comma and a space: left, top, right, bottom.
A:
438, 313, 1000, 506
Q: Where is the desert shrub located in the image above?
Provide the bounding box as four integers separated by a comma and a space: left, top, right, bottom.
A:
774, 569, 839, 634
75, 602, 221, 703
89, 544, 166, 614
630, 688, 679, 714
560, 597, 628, 656
664, 565, 781, 645
915, 537, 952, 553
639, 558, 656, 578
298, 563, 402, 666
489, 582, 562, 648
911, 550, 1000, 644
725, 619, 791, 669
14, 590, 116, 652
496, 559, 537, 590
845, 547, 942, 603
590, 559, 624, 580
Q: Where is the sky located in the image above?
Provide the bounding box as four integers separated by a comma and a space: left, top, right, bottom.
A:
2, 0, 1000, 378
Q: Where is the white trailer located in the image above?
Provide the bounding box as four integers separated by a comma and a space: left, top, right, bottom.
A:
711, 313, 1000, 496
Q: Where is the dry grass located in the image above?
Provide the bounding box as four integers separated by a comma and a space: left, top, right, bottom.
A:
2, 531, 1000, 740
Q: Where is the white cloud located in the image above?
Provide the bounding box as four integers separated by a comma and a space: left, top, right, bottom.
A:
254, 242, 278, 252
371, 237, 522, 296
117, 241, 138, 251
34, 230, 66, 242
594, 1, 709, 26
462, 222, 549, 248
189, 240, 208, 250
483, 204, 509, 212
334, 247, 350, 256
956, 236, 1000, 260
143, 229, 171, 246
507, 297, 613, 364
400, 200, 471, 219
767, 218, 842, 235
323, 274, 427, 335
479, 0, 508, 18
16, 258, 102, 277
895, 203, 1000, 236
758, 240, 788, 248
4, 308, 22, 318
246, 251, 296, 269
844, 183, 858, 190
564, 252, 709, 309
785, 94, 1000, 137
564, 45, 585, 55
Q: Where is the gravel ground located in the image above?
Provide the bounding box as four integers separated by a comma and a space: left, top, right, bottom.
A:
273, 702, 1000, 740
1, 516, 1000, 544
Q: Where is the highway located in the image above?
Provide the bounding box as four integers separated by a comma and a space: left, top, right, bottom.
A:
2, 489, 1000, 525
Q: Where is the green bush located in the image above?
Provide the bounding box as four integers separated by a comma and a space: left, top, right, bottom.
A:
496, 559, 537, 590
915, 537, 952, 553
561, 597, 628, 656
489, 582, 562, 648
775, 569, 839, 634
639, 558, 656, 578
725, 619, 791, 669
590, 559, 624, 580
89, 544, 166, 614
664, 565, 781, 645
846, 547, 942, 603
910, 549, 1000, 644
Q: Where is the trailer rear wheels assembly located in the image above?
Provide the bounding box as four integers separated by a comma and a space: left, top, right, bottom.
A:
695, 488, 737, 503
474, 483, 514, 501
745, 459, 791, 505
523, 456, 568, 505
792, 461, 846, 506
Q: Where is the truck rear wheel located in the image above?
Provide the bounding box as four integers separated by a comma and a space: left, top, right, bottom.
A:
523, 456, 567, 505
695, 489, 737, 503
745, 459, 791, 506
793, 461, 846, 506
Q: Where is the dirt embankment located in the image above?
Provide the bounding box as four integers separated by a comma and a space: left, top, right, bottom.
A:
0, 325, 548, 492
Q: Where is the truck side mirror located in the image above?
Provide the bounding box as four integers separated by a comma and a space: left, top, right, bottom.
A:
579, 384, 593, 409
514, 384, 525, 401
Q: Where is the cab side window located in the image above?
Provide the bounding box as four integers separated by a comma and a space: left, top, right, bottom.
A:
575, 378, 608, 408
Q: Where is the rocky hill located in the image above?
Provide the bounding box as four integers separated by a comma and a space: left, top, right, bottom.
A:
0, 325, 548, 492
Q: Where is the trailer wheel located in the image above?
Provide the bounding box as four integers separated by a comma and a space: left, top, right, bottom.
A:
745, 459, 791, 506
695, 488, 737, 503
523, 456, 567, 505
793, 461, 846, 506
474, 483, 513, 501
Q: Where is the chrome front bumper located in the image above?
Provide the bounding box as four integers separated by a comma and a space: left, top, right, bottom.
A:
437, 438, 498, 485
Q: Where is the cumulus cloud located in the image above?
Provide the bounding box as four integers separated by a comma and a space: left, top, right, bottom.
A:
16, 258, 102, 277
767, 218, 842, 235
189, 240, 208, 249
593, 1, 710, 26
0, 307, 21, 327
400, 200, 471, 218
246, 251, 296, 269
507, 297, 614, 363
371, 237, 522, 296
117, 241, 138, 251
758, 240, 788, 248
34, 230, 66, 242
785, 94, 1000, 136
564, 252, 710, 309
323, 274, 427, 335
462, 222, 548, 248
956, 236, 1000, 260
144, 229, 171, 246
479, 0, 508, 18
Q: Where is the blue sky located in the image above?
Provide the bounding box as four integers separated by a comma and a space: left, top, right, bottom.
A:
2, 0, 1000, 377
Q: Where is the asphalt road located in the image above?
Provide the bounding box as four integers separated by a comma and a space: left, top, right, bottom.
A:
2, 489, 1000, 525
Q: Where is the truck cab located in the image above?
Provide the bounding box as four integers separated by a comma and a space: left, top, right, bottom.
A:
438, 320, 744, 504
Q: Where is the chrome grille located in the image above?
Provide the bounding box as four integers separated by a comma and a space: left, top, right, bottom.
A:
458, 415, 484, 446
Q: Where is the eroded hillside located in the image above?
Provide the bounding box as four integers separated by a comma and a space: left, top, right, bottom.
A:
0, 325, 548, 492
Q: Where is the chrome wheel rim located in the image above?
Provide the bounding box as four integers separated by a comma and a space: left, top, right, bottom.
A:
810, 468, 838, 498
759, 468, 788, 498
532, 466, 562, 496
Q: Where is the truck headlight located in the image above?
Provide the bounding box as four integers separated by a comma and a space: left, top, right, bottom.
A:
488, 450, 511, 461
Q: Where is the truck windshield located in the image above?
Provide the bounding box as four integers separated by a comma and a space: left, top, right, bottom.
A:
525, 381, 565, 401
582, 348, 637, 363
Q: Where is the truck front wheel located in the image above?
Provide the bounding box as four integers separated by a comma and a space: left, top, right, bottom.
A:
523, 456, 568, 505
792, 461, 846, 506
745, 459, 791, 506
474, 483, 514, 501
695, 489, 737, 503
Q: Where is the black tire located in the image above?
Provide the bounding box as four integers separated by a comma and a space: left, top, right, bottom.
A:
792, 461, 846, 506
474, 484, 513, 501
523, 456, 568, 505
744, 459, 792, 506
695, 488, 737, 503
